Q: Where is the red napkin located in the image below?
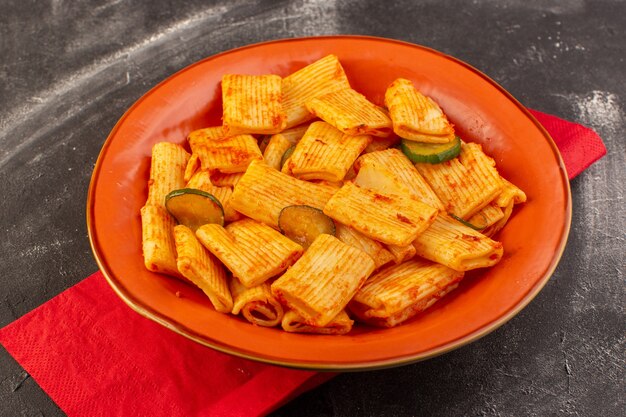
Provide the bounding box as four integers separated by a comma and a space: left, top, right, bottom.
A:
528, 109, 606, 179
0, 110, 606, 417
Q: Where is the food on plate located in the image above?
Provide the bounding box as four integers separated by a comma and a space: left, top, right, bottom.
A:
140, 205, 181, 278
229, 160, 337, 228
173, 225, 232, 313
271, 234, 375, 327
145, 142, 189, 208
196, 218, 303, 288
221, 74, 286, 135
286, 121, 371, 181
350, 259, 464, 327
282, 310, 353, 335
138, 54, 526, 334
385, 77, 455, 143
282, 54, 350, 128
306, 87, 392, 137
187, 127, 262, 173
230, 279, 284, 327
415, 141, 505, 219
411, 214, 503, 271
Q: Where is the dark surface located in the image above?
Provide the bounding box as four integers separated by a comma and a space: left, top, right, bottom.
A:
1, 1, 624, 416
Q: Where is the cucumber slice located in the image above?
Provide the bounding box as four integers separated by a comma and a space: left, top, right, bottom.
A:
165, 188, 224, 231
280, 145, 295, 169
449, 213, 485, 231
278, 205, 335, 249
400, 136, 461, 164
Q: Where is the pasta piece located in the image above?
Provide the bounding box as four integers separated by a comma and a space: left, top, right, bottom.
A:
483, 202, 514, 237
467, 202, 504, 230
222, 74, 286, 135
230, 160, 338, 228
282, 54, 351, 128
350, 259, 464, 327
416, 142, 503, 219
363, 134, 401, 154
183, 153, 201, 183
288, 121, 371, 181
260, 124, 310, 155
412, 214, 503, 271
305, 88, 392, 137
140, 205, 181, 278
145, 142, 190, 208
230, 280, 284, 327
385, 243, 416, 264
281, 310, 353, 335
323, 182, 438, 246
278, 123, 311, 143
271, 234, 375, 327
482, 178, 527, 236
196, 219, 303, 287
173, 225, 232, 313
209, 172, 244, 188
335, 223, 395, 270
384, 78, 454, 142
494, 177, 527, 207
353, 158, 413, 196
186, 170, 241, 222
356, 149, 444, 210
188, 127, 262, 173
263, 133, 292, 170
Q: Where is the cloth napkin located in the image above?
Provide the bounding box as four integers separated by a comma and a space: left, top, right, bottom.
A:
0, 110, 606, 417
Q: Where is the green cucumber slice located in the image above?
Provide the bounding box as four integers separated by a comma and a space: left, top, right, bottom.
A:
278, 205, 335, 249
400, 136, 461, 164
165, 188, 224, 231
449, 213, 485, 231
280, 145, 295, 169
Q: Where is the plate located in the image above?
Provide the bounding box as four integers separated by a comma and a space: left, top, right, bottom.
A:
87, 36, 571, 370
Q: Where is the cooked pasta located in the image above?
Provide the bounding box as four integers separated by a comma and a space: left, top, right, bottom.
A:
271, 234, 375, 327
173, 225, 232, 313
230, 280, 284, 327
196, 219, 303, 288
138, 55, 526, 334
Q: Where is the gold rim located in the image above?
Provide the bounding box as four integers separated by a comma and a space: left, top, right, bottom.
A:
87, 35, 572, 371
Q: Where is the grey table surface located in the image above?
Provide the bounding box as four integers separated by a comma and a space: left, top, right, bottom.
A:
1, 1, 624, 416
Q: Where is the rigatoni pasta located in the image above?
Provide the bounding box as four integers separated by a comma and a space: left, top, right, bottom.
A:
188, 128, 262, 173
230, 280, 284, 327
173, 225, 232, 313
350, 259, 464, 327
287, 121, 371, 181
385, 78, 455, 143
282, 310, 353, 335
282, 54, 351, 128
229, 160, 337, 228
412, 214, 503, 271
222, 74, 286, 135
196, 219, 303, 288
145, 142, 190, 208
323, 182, 438, 246
306, 88, 392, 137
416, 142, 503, 218
140, 205, 181, 278
271, 234, 375, 327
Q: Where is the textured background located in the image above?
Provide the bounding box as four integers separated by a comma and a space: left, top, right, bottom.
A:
1, 1, 624, 416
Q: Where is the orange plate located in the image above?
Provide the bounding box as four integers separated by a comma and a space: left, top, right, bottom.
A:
87, 36, 571, 370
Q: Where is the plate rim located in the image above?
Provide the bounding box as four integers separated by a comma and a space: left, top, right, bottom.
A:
86, 35, 572, 371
